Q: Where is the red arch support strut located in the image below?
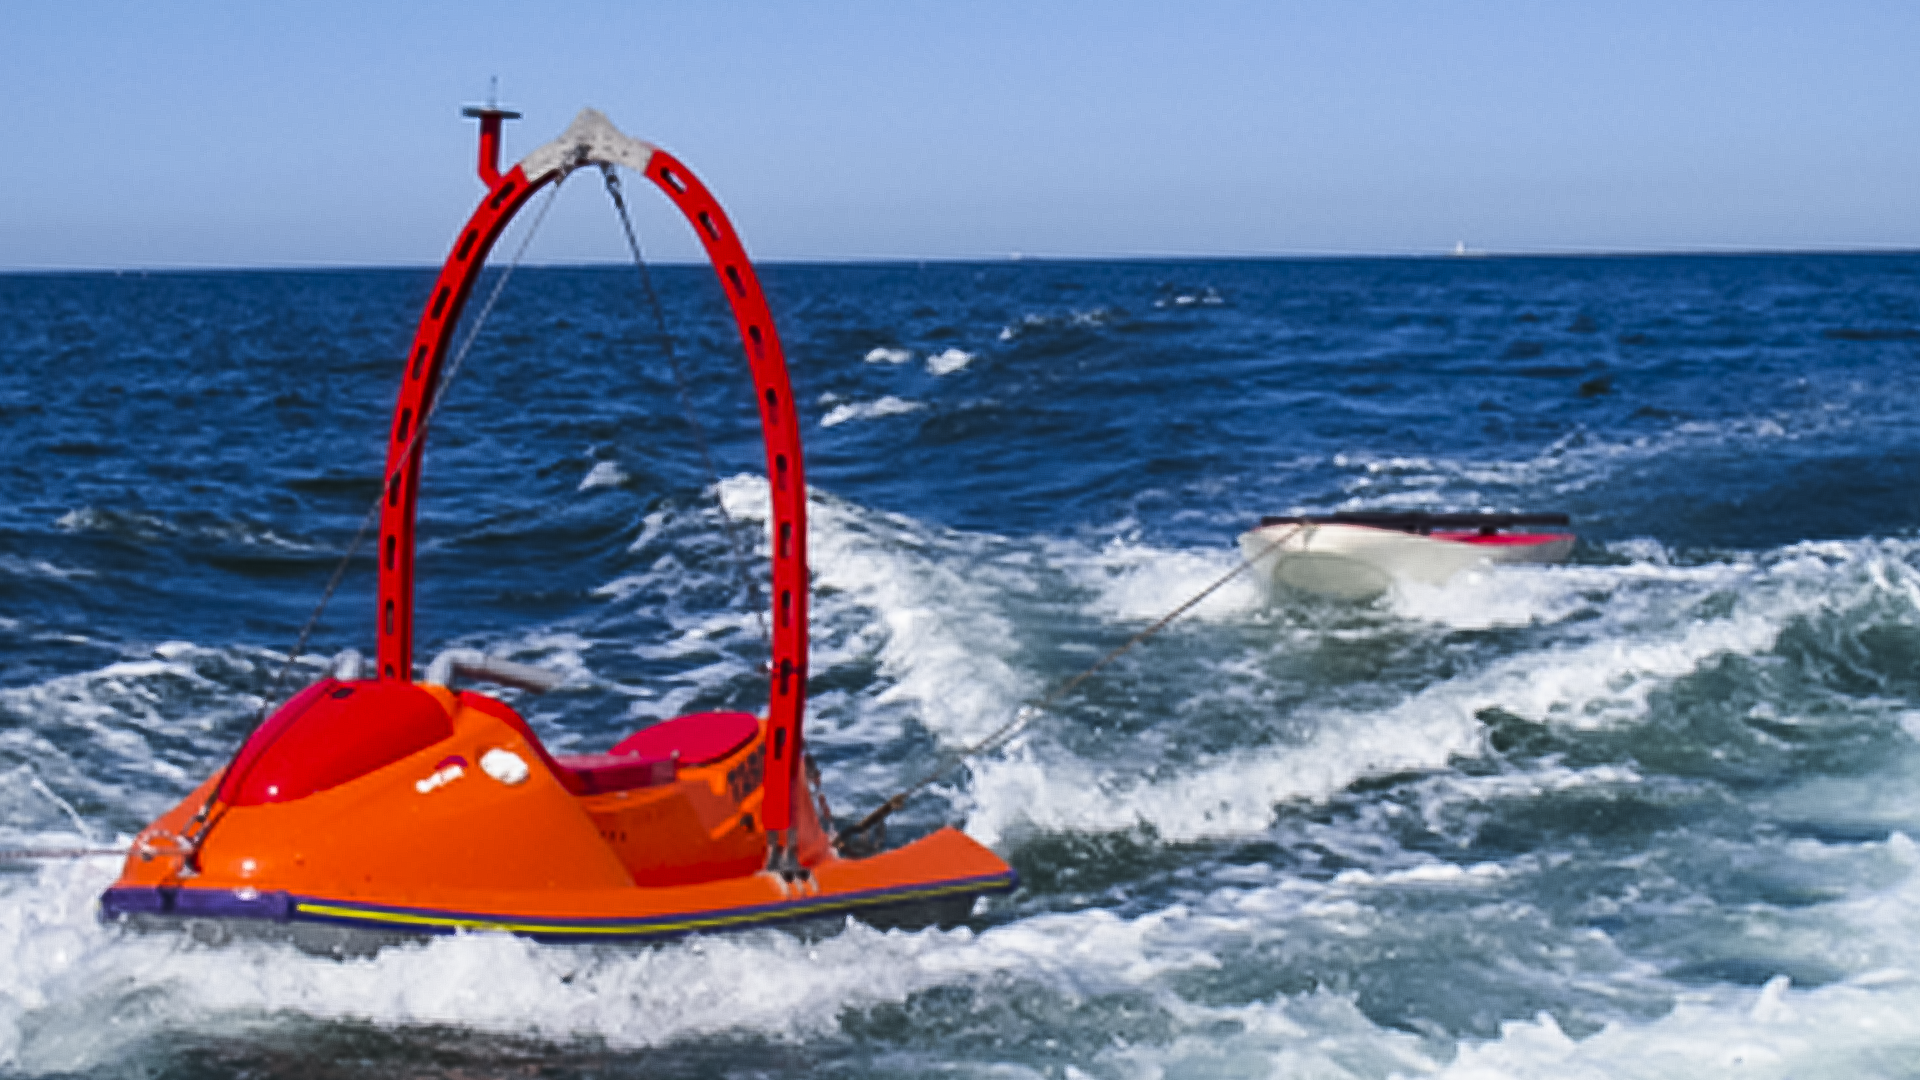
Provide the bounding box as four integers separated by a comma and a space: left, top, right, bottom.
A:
374, 109, 811, 833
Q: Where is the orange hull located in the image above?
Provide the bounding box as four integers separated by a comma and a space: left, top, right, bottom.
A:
102, 682, 1014, 944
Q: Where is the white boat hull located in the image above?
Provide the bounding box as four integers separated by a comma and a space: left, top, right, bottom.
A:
1237, 522, 1575, 601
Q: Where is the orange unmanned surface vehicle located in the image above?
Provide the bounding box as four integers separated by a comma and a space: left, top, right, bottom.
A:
100, 107, 1016, 945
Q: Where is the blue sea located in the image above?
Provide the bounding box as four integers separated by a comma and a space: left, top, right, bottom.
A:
4, 250, 1920, 1077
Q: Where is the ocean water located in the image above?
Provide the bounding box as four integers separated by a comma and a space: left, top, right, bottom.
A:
3, 250, 1920, 1078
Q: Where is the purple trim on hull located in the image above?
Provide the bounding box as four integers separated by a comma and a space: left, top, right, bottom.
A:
101, 885, 294, 922
98, 870, 1017, 942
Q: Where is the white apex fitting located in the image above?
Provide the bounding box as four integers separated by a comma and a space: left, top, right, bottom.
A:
517, 108, 658, 182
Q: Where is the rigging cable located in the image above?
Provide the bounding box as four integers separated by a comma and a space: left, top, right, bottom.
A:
173, 176, 573, 861
261, 174, 569, 712
599, 163, 772, 657
833, 523, 1307, 852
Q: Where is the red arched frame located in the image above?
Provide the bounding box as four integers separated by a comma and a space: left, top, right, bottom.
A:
375, 109, 811, 832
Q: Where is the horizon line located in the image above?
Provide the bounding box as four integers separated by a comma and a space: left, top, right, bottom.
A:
5, 241, 1920, 276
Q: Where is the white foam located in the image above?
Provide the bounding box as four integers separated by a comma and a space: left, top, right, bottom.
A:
0, 557, 93, 582
1430, 976, 1920, 1078
966, 538, 1915, 846
964, 679, 1485, 845
669, 483, 1920, 851
1333, 860, 1508, 887
54, 507, 166, 536
1118, 831, 1920, 1076
819, 397, 924, 428
925, 348, 973, 376
576, 460, 628, 492
0, 862, 1207, 1069
52, 508, 318, 551
1066, 534, 1267, 624
1388, 562, 1625, 630
0, 859, 1460, 1073
1154, 287, 1226, 308
862, 346, 911, 365
718, 476, 1033, 748
6, 850, 1916, 1077
996, 308, 1117, 341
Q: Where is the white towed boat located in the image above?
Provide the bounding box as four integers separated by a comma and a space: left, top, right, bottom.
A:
1238, 511, 1575, 601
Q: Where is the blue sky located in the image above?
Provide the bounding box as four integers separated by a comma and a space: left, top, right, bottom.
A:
5, 2, 1918, 269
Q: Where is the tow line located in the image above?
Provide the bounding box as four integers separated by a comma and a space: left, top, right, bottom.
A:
833, 524, 1305, 853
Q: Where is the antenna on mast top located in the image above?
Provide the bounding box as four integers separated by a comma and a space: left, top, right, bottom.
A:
461, 76, 522, 187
